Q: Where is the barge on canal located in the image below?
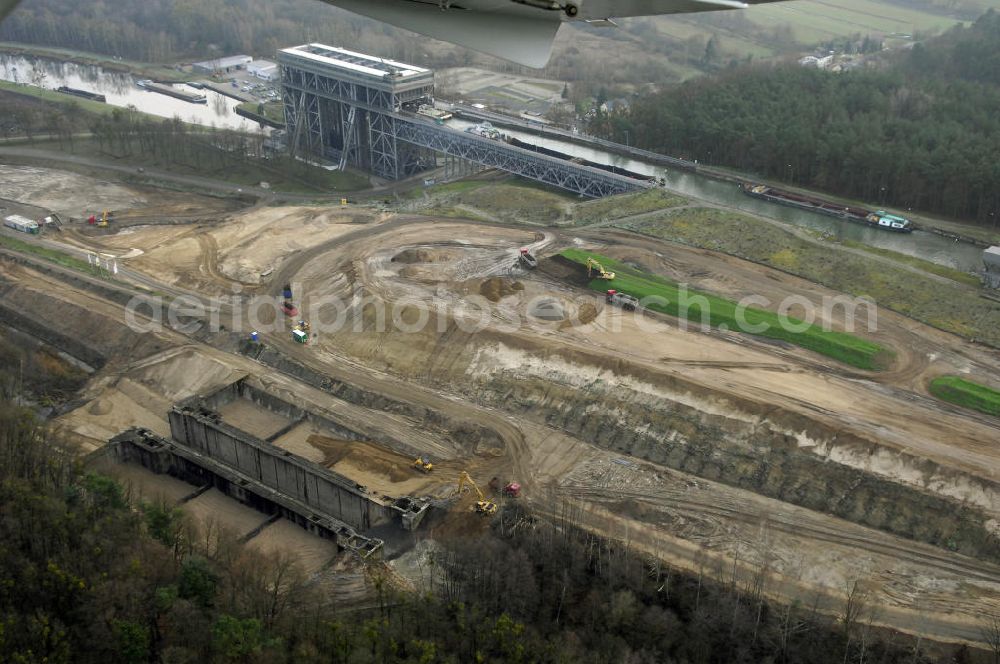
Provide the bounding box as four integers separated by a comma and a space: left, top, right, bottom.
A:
741, 183, 913, 232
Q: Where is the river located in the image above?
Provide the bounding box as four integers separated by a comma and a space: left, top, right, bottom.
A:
449, 117, 985, 273
0, 54, 266, 133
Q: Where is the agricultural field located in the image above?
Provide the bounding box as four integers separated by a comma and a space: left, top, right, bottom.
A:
637, 0, 1000, 65
561, 247, 889, 369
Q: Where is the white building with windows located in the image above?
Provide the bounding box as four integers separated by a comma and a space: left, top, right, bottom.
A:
247, 59, 279, 81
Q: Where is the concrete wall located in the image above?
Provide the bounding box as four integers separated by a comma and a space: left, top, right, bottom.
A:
198, 378, 371, 444
168, 405, 397, 532
105, 428, 385, 557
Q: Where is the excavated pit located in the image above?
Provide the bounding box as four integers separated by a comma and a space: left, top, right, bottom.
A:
315, 318, 1000, 562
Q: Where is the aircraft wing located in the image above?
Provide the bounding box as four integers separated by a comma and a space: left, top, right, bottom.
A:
319, 0, 788, 67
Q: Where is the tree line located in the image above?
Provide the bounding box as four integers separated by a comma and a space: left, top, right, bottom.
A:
1, 388, 983, 662
598, 11, 1000, 225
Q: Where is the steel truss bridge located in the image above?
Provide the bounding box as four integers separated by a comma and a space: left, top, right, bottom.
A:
278, 44, 648, 198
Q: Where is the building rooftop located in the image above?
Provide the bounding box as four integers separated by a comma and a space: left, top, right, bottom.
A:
279, 43, 429, 81
985, 246, 1000, 268
193, 55, 252, 70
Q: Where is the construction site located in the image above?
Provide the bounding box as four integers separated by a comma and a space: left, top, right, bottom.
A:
3, 154, 1000, 653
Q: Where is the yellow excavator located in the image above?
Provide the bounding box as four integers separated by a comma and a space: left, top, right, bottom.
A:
457, 471, 497, 516
586, 257, 615, 280
412, 456, 433, 473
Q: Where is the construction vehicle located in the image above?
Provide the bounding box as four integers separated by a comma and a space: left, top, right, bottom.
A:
282, 301, 298, 317
457, 471, 497, 516
298, 320, 310, 332
412, 456, 434, 473
85, 210, 114, 228
518, 248, 538, 269
490, 476, 522, 497
605, 289, 638, 311
586, 257, 615, 280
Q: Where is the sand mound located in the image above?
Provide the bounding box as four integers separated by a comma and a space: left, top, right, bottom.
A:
392, 248, 457, 264
577, 302, 598, 325
337, 449, 412, 483
479, 277, 524, 302
88, 398, 113, 416
529, 298, 566, 321
398, 265, 444, 282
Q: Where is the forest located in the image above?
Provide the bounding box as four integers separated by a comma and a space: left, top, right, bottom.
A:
0, 340, 977, 663
601, 11, 1000, 224
0, 0, 694, 88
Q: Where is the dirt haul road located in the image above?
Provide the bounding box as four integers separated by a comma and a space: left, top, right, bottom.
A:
9, 197, 1000, 647
272, 219, 1000, 645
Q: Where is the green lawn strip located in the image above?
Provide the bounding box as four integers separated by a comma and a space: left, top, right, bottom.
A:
561, 248, 889, 370
929, 376, 1000, 418
0, 233, 94, 272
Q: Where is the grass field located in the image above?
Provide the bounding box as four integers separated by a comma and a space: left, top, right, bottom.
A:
929, 376, 1000, 417
0, 233, 93, 273
0, 80, 125, 116
573, 189, 688, 226
416, 181, 575, 224
561, 248, 890, 370
620, 207, 1000, 347
839, 239, 982, 287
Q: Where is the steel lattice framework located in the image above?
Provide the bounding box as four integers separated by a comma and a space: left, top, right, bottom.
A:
393, 119, 647, 198
278, 43, 649, 197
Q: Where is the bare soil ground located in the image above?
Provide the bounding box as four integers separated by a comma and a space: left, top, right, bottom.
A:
6, 165, 1000, 646
216, 399, 292, 439
246, 519, 339, 576
0, 163, 239, 220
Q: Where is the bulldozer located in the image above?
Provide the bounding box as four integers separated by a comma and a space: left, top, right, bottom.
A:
412, 456, 433, 473
457, 471, 497, 516
586, 257, 615, 280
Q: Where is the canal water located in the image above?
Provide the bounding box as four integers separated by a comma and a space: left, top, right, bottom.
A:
450, 118, 985, 273
0, 54, 985, 272
0, 54, 265, 132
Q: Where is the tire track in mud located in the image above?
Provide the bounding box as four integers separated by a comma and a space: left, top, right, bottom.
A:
560, 482, 1000, 587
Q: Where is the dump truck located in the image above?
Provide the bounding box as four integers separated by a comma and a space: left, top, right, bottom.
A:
489, 477, 522, 498
292, 329, 308, 344
518, 248, 538, 269
283, 284, 293, 299
605, 289, 639, 311
282, 301, 299, 317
